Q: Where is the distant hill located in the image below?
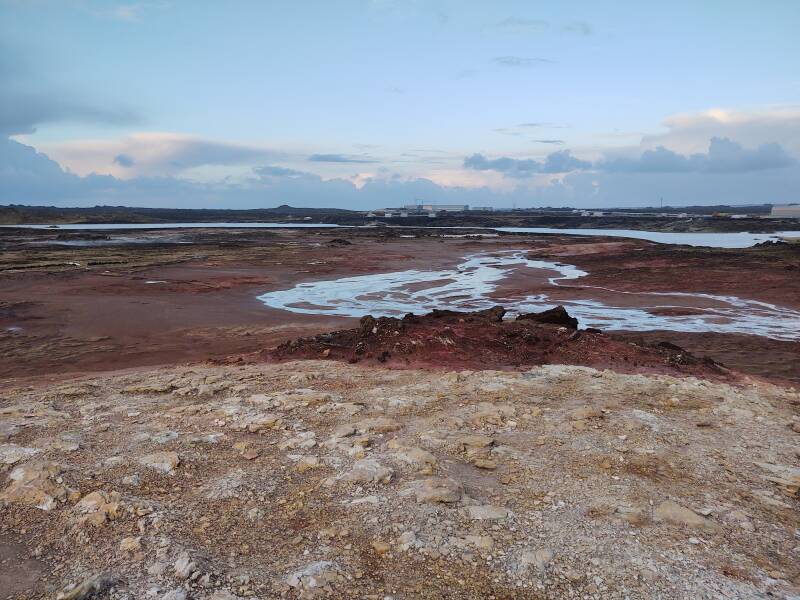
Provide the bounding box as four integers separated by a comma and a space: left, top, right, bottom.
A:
0, 203, 787, 232
606, 204, 773, 215
0, 204, 359, 225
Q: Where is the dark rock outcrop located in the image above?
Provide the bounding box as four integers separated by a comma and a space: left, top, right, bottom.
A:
516, 305, 579, 329
270, 306, 727, 380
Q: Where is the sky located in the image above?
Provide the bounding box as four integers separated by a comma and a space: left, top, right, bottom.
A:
1, 0, 799, 209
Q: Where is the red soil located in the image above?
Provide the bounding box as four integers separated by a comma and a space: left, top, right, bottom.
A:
526, 238, 800, 309
269, 306, 731, 381
2, 228, 797, 385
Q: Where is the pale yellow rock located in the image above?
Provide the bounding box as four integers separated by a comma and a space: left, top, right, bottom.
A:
514, 548, 555, 574
333, 423, 357, 438
615, 505, 648, 526
455, 434, 494, 449
471, 458, 497, 470
247, 413, 281, 433
0, 462, 66, 511
569, 406, 603, 421
406, 477, 462, 503
278, 431, 316, 451
138, 451, 180, 473
119, 536, 142, 553
75, 490, 122, 526
296, 456, 320, 473
340, 459, 393, 484
470, 402, 516, 426
123, 381, 173, 394
653, 500, 720, 531
241, 449, 260, 460
466, 504, 510, 520
355, 417, 401, 433
756, 462, 800, 496
395, 446, 437, 468
0, 444, 41, 465
372, 540, 391, 555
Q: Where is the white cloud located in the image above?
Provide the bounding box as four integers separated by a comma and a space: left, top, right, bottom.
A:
463, 150, 591, 176
599, 137, 795, 173
5, 104, 800, 209
34, 132, 286, 178
642, 106, 800, 156
424, 168, 511, 191
4, 134, 799, 209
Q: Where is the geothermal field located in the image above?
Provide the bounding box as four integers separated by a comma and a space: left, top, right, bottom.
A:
1, 224, 799, 599
4, 2, 799, 598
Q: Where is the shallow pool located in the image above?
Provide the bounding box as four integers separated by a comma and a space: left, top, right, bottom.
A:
256, 250, 800, 340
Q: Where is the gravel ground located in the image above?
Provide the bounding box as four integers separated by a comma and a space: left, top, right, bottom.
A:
1, 360, 799, 599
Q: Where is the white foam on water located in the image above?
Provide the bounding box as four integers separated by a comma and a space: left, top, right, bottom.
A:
256, 250, 800, 341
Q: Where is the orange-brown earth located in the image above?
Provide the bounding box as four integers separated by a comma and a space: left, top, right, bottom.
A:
519, 237, 800, 383
1, 226, 799, 385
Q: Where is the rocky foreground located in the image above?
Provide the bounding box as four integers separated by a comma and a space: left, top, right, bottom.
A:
1, 359, 799, 599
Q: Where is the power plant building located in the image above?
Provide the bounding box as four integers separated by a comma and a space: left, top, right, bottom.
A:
403, 204, 469, 213
771, 204, 800, 218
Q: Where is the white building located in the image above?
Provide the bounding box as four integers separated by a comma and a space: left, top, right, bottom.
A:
432, 204, 468, 212
403, 203, 469, 213
771, 205, 800, 218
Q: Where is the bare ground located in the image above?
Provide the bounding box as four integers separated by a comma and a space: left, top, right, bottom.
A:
1, 227, 799, 383
1, 360, 799, 599
2, 227, 799, 599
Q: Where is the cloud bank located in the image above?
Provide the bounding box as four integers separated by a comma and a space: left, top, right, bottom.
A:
465, 138, 795, 178
3, 134, 799, 210
643, 107, 800, 156
601, 138, 795, 173
1, 61, 798, 213
38, 133, 283, 178
464, 150, 591, 176
0, 137, 514, 209
307, 153, 378, 164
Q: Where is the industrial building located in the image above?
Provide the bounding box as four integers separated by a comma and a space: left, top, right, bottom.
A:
403, 204, 469, 213
770, 204, 800, 218
368, 203, 495, 218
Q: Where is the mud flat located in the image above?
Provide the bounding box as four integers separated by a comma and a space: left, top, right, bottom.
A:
1, 226, 799, 384
255, 249, 800, 341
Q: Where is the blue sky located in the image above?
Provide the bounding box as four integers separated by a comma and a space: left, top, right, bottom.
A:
2, 0, 799, 208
